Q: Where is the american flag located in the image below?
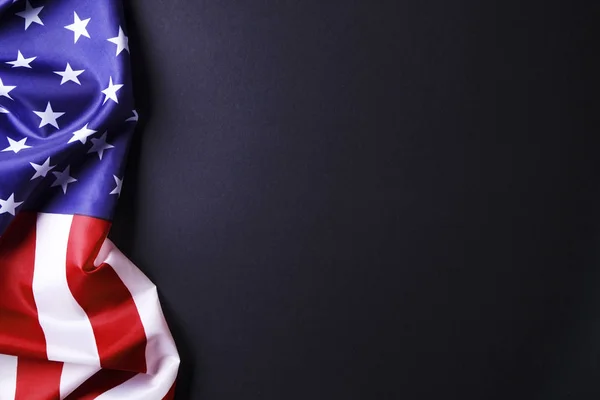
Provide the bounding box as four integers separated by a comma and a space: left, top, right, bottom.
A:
0, 0, 179, 398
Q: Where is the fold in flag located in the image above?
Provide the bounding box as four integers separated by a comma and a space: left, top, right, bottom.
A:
0, 0, 179, 398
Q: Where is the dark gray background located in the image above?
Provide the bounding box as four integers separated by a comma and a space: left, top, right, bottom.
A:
112, 1, 599, 399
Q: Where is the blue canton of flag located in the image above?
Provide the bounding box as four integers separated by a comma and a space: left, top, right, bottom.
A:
0, 0, 138, 235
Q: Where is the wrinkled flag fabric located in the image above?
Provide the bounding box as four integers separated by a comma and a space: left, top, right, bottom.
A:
0, 0, 180, 398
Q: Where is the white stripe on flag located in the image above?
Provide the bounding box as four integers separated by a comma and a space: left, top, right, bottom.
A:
33, 213, 100, 366
93, 240, 179, 399
59, 362, 100, 399
0, 354, 17, 400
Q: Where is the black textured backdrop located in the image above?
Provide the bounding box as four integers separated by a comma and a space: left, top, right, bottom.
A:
111, 1, 599, 399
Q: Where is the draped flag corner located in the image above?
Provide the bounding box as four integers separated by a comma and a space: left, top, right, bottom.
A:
0, 0, 180, 398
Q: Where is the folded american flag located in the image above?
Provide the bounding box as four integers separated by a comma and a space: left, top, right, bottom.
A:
0, 0, 179, 398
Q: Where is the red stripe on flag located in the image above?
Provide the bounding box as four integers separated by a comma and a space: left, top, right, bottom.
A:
64, 369, 137, 400
65, 215, 147, 373
162, 382, 177, 400
0, 212, 47, 359
15, 357, 63, 400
